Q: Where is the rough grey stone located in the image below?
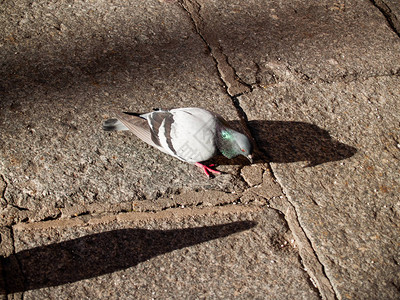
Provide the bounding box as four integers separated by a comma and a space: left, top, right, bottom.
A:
195, 0, 400, 88
0, 0, 249, 223
3, 208, 319, 299
240, 165, 264, 187
192, 1, 400, 297
239, 77, 400, 300
1, 0, 400, 299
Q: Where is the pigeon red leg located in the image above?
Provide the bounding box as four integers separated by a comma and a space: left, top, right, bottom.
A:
195, 162, 221, 177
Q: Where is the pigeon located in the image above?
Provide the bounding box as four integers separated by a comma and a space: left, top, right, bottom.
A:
103, 107, 253, 176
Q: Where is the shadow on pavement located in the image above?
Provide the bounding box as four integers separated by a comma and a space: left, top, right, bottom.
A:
1, 221, 256, 294
249, 120, 357, 166
0, 1, 369, 97
215, 120, 357, 167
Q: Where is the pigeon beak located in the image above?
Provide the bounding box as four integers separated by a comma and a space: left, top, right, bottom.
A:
246, 154, 253, 164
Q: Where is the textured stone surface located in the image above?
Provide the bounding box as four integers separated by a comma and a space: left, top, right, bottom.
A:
196, 0, 400, 88
240, 165, 264, 187
0, 0, 248, 224
195, 1, 400, 298
371, 0, 400, 35
240, 77, 400, 299
3, 207, 318, 299
1, 0, 400, 299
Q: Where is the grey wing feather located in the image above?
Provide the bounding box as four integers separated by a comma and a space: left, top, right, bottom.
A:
115, 112, 160, 149
147, 111, 177, 154
146, 111, 171, 148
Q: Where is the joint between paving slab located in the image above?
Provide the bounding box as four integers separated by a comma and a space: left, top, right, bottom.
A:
244, 160, 336, 299
178, 0, 265, 191
225, 91, 336, 298
179, 0, 251, 97
179, 1, 213, 67
13, 205, 264, 230
238, 161, 333, 298
179, 0, 257, 186
4, 188, 253, 226
269, 172, 337, 300
370, 0, 400, 37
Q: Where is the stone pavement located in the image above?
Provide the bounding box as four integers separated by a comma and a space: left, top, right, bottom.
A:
0, 0, 399, 299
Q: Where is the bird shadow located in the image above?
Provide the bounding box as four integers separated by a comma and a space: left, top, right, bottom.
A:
0, 221, 256, 294
211, 120, 357, 167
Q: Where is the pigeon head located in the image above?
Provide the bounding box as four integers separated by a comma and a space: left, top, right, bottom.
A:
218, 129, 253, 163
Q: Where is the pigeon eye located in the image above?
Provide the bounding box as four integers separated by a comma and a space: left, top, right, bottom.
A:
241, 149, 245, 152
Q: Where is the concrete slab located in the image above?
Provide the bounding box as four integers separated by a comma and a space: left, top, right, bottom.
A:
193, 0, 400, 298
240, 77, 400, 299
3, 207, 319, 299
192, 0, 400, 89
1, 0, 399, 299
0, 0, 249, 224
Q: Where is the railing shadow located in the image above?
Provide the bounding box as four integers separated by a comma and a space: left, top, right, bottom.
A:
1, 221, 256, 294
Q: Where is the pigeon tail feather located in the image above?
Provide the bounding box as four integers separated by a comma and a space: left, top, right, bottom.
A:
103, 119, 129, 131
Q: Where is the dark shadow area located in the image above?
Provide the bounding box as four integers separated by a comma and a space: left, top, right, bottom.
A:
213, 120, 357, 167
0, 1, 369, 99
1, 221, 256, 294
249, 120, 357, 166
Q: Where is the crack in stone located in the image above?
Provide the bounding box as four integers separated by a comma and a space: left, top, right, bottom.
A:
179, 0, 251, 96
269, 173, 337, 300
265, 204, 322, 296
0, 174, 8, 204
223, 55, 253, 96
230, 95, 258, 151
232, 137, 335, 298
177, 25, 341, 293
215, 197, 262, 207
1, 175, 31, 222
10, 204, 29, 212
179, 0, 257, 187
370, 0, 400, 37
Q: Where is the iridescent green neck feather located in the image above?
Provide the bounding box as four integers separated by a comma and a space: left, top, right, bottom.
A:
217, 128, 252, 159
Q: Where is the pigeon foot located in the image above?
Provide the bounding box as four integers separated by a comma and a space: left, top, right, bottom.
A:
195, 163, 221, 177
